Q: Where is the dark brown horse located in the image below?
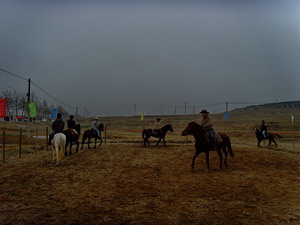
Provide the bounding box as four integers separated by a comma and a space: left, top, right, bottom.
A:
254, 127, 281, 148
63, 123, 81, 155
142, 124, 173, 147
81, 124, 104, 149
181, 122, 234, 170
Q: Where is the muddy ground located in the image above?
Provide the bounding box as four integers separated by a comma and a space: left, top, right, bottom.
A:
1, 140, 300, 225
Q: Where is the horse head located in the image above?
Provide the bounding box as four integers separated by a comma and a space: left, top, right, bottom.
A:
181, 122, 203, 136
98, 123, 104, 131
164, 124, 173, 132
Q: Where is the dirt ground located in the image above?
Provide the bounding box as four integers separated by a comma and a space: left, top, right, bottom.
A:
1, 139, 300, 225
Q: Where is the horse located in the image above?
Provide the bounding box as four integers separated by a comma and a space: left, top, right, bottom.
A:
142, 124, 173, 147
181, 122, 234, 170
254, 126, 282, 148
63, 123, 81, 155
51, 133, 66, 166
81, 123, 104, 149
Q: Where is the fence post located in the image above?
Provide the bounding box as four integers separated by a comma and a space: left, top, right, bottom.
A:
35, 126, 38, 150
46, 127, 49, 151
19, 128, 22, 158
104, 125, 107, 144
3, 131, 5, 162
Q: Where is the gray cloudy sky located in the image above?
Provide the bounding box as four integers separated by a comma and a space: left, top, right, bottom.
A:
1, 0, 300, 116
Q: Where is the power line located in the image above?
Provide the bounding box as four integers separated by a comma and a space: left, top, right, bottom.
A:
0, 67, 28, 81
1, 67, 86, 110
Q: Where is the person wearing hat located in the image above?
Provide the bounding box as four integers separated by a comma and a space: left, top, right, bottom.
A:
67, 115, 78, 136
200, 109, 217, 150
91, 117, 100, 138
48, 113, 65, 145
261, 120, 268, 139
153, 117, 163, 135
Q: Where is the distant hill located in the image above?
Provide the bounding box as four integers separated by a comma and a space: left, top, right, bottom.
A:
244, 101, 300, 110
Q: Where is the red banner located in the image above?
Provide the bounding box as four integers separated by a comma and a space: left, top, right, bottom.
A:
0, 98, 7, 118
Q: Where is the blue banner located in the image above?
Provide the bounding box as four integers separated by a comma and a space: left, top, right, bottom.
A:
224, 112, 229, 121
51, 108, 57, 119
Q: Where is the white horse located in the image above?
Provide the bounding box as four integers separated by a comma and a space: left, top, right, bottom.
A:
51, 133, 66, 166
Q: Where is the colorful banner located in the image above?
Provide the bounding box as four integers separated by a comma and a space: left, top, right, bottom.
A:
0, 98, 7, 118
51, 108, 58, 119
224, 112, 229, 121
28, 102, 37, 117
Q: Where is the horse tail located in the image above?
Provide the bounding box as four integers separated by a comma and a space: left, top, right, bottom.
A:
225, 135, 234, 158
56, 134, 66, 160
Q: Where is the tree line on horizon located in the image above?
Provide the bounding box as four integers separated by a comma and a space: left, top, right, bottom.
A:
1, 88, 71, 121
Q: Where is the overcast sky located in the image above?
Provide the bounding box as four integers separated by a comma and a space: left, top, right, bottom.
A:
1, 0, 300, 116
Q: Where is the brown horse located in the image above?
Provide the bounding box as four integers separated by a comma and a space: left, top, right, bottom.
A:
63, 123, 81, 155
254, 127, 281, 148
181, 122, 234, 170
81, 124, 104, 149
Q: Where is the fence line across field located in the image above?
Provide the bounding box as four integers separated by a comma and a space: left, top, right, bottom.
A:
1, 124, 299, 163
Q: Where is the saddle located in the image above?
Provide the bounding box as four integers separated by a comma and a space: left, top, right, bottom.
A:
91, 129, 98, 137
215, 133, 222, 144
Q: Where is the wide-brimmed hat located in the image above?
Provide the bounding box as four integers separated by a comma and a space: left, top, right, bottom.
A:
94, 117, 98, 120
200, 109, 209, 114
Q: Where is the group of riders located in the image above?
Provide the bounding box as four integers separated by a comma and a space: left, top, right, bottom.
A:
48, 114, 101, 145
48, 109, 269, 149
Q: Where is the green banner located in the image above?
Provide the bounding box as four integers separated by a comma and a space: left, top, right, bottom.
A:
28, 102, 37, 117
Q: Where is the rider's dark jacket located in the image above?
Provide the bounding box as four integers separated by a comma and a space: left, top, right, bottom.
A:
52, 118, 65, 133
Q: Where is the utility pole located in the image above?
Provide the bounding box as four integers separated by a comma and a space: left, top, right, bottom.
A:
84, 107, 87, 118
185, 102, 187, 115
26, 78, 31, 137
226, 101, 228, 112
174, 106, 177, 115
75, 107, 78, 117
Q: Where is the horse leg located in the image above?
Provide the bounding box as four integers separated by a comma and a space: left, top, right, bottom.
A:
222, 146, 228, 167
205, 151, 210, 171
156, 138, 162, 146
163, 137, 166, 147
69, 142, 72, 155
273, 139, 277, 148
87, 137, 91, 149
191, 150, 201, 170
94, 138, 97, 149
217, 148, 223, 169
99, 137, 102, 147
257, 140, 262, 148
65, 142, 69, 156
76, 141, 79, 153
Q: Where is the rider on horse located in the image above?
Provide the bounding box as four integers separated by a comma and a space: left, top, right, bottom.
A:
67, 115, 78, 136
261, 120, 268, 139
48, 113, 65, 145
153, 118, 163, 136
200, 109, 217, 150
91, 117, 101, 138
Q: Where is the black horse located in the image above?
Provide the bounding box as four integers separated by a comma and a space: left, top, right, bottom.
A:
81, 123, 104, 149
63, 124, 81, 155
254, 127, 281, 148
142, 124, 173, 147
181, 122, 234, 170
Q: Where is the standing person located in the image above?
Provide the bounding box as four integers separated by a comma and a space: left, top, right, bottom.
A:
67, 115, 78, 135
261, 120, 268, 139
91, 117, 100, 138
153, 118, 163, 135
200, 109, 217, 150
48, 113, 65, 145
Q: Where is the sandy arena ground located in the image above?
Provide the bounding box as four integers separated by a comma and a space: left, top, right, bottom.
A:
1, 140, 300, 225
